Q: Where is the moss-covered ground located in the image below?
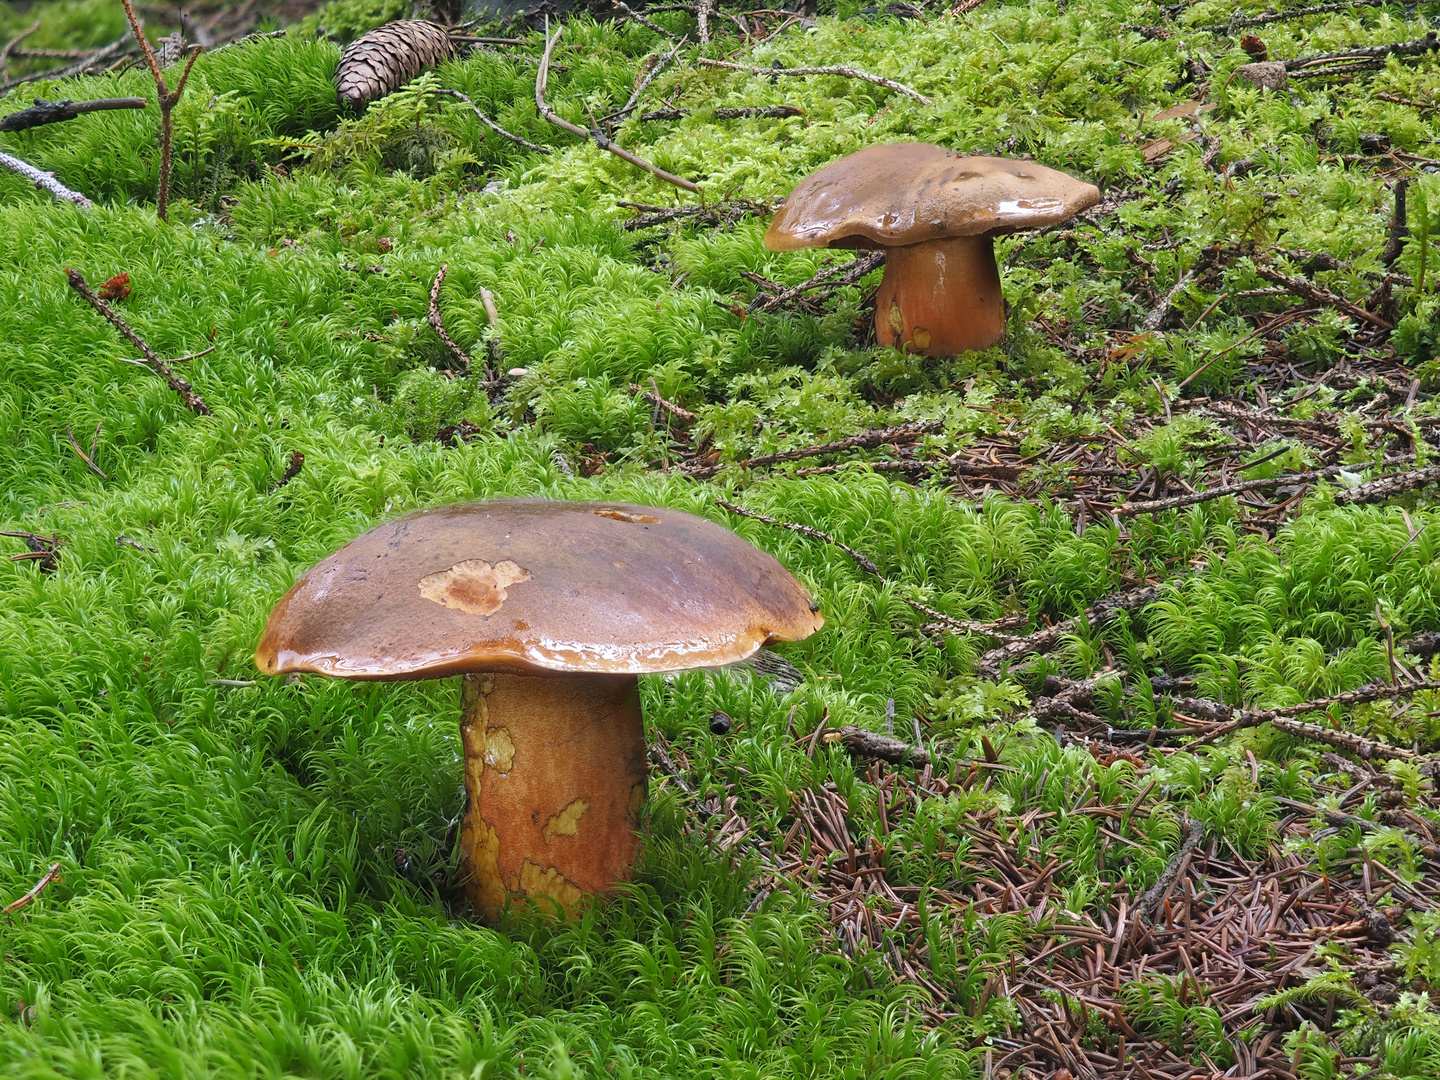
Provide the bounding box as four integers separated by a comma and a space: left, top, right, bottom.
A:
3, 0, 1440, 1075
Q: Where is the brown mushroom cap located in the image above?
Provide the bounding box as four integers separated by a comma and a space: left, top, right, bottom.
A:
764, 143, 1101, 253
255, 499, 823, 680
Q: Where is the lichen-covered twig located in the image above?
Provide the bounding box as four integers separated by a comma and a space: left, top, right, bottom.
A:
977, 584, 1158, 674
697, 57, 933, 106
0, 150, 93, 208
427, 265, 473, 371
1138, 819, 1203, 922
120, 0, 201, 221
1114, 466, 1341, 517
66, 269, 211, 416
749, 251, 884, 315
536, 23, 699, 192
1252, 265, 1391, 329
0, 96, 147, 133
1335, 465, 1440, 507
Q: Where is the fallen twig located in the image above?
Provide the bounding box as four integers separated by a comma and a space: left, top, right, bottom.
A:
978, 584, 1158, 675
65, 423, 106, 479
271, 450, 304, 492
66, 269, 211, 416
612, 0, 684, 41
697, 57, 933, 106
692, 418, 941, 478
749, 251, 884, 315
537, 23, 699, 192
629, 382, 696, 421
120, 0, 201, 221
432, 87, 549, 154
714, 497, 1008, 637
1138, 819, 1203, 922
0, 33, 131, 92
1114, 465, 1342, 516
1195, 0, 1389, 32
428, 265, 473, 371
0, 96, 147, 133
639, 104, 804, 121
0, 150, 94, 208
0, 19, 40, 82
2, 863, 62, 916
1286, 32, 1438, 72
834, 725, 935, 767
117, 344, 215, 367
0, 530, 64, 572
1252, 264, 1392, 329
1335, 464, 1440, 506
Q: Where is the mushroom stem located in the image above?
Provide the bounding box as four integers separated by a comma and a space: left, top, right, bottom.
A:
874, 235, 1004, 357
458, 672, 647, 922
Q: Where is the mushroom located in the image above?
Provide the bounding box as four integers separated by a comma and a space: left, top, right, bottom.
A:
254, 498, 822, 921
764, 143, 1101, 357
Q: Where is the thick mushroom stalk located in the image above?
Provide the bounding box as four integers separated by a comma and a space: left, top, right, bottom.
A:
874, 235, 1004, 356
459, 672, 647, 920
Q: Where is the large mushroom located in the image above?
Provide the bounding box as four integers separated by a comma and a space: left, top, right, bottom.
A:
255, 499, 822, 921
764, 143, 1101, 357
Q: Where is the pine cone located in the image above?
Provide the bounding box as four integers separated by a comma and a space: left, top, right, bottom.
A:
335, 20, 454, 107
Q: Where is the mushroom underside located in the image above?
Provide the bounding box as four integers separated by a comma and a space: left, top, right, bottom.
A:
459, 671, 648, 922
874, 234, 1004, 357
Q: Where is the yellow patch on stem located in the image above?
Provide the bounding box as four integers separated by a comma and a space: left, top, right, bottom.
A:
542, 798, 590, 843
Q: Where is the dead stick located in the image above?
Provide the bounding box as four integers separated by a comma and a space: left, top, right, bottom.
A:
65, 423, 106, 478
66, 269, 211, 415
118, 343, 216, 367
714, 497, 1006, 636
691, 418, 942, 478
0, 150, 94, 208
1138, 820, 1203, 922
629, 382, 696, 421
427, 265, 473, 371
612, 0, 683, 41
0, 34, 131, 91
0, 96, 148, 132
0, 19, 41, 80
1336, 464, 1440, 506
749, 251, 884, 315
697, 57, 933, 106
978, 584, 1158, 673
639, 104, 804, 121
431, 88, 549, 154
2, 863, 62, 916
1285, 32, 1438, 70
1196, 0, 1388, 31
835, 725, 934, 767
1252, 265, 1392, 329
120, 0, 201, 222
536, 23, 699, 192
1115, 466, 1343, 516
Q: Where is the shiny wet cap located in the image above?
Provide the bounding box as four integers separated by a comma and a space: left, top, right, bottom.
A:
765, 143, 1101, 252
255, 499, 823, 680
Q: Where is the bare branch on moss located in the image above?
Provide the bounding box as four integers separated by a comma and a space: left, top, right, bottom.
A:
639, 104, 804, 121
2, 862, 62, 916
629, 383, 696, 422
692, 419, 942, 478
1138, 819, 1203, 923
428, 265, 474, 372
697, 57, 933, 105
0, 20, 42, 80
1335, 464, 1440, 506
978, 584, 1158, 675
0, 150, 94, 208
1114, 466, 1343, 517
0, 96, 147, 133
1252, 265, 1392, 329
536, 22, 699, 192
0, 33, 131, 91
66, 269, 211, 416
120, 0, 201, 221
612, 0, 683, 41
432, 88, 549, 154
1195, 0, 1388, 32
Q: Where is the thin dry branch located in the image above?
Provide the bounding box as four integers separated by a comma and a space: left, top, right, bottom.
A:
697, 57, 933, 105
0, 96, 147, 133
749, 251, 884, 315
427, 265, 473, 371
1252, 265, 1392, 329
690, 418, 941, 478
537, 23, 699, 192
1114, 465, 1342, 516
432, 88, 549, 154
120, 0, 201, 221
629, 382, 696, 421
835, 725, 935, 767
66, 269, 211, 416
0, 33, 131, 91
978, 584, 1158, 674
0, 150, 93, 208
1138, 819, 1203, 922
1195, 0, 1389, 31
714, 497, 1009, 638
1286, 32, 1438, 71
639, 104, 804, 121
612, 0, 683, 41
2, 862, 61, 916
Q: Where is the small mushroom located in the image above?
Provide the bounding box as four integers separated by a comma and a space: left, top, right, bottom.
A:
255, 499, 822, 921
764, 143, 1100, 357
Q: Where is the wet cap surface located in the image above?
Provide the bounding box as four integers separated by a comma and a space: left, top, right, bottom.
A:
255, 499, 824, 679
765, 143, 1101, 252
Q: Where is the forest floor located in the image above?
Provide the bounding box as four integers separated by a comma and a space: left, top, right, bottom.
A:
2, 0, 1440, 1076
